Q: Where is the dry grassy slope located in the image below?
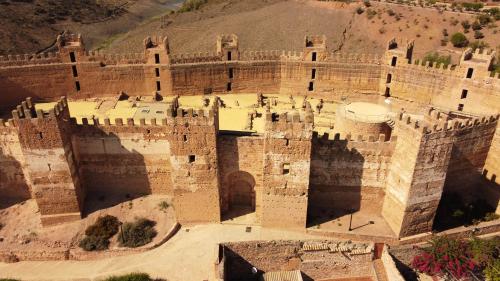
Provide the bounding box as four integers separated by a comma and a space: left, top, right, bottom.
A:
0, 0, 182, 56
106, 0, 500, 62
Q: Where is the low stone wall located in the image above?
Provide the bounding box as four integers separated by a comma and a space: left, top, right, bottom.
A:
0, 223, 180, 262
381, 247, 405, 281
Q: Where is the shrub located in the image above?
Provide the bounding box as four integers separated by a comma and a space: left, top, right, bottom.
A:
461, 20, 471, 30
477, 14, 491, 25
178, 0, 208, 13
366, 9, 377, 19
387, 9, 395, 16
422, 52, 451, 67
472, 21, 482, 30
363, 0, 371, 7
118, 218, 157, 248
412, 236, 476, 279
158, 201, 169, 211
356, 7, 365, 14
450, 32, 468, 47
79, 235, 110, 251
462, 2, 483, 12
468, 40, 489, 51
104, 273, 153, 281
474, 30, 484, 39
79, 215, 120, 251
85, 215, 120, 238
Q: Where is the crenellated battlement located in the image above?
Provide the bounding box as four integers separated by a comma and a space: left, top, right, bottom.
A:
395, 109, 499, 136
84, 50, 147, 65
170, 52, 222, 64
0, 52, 61, 67
14, 97, 68, 121
313, 131, 395, 143
239, 50, 282, 61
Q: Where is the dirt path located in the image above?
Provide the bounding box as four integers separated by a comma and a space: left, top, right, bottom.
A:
0, 224, 321, 281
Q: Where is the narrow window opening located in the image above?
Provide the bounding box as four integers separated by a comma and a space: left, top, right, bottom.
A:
227, 51, 232, 61
308, 81, 314, 91
391, 56, 397, 67
155, 68, 160, 77
227, 82, 232, 91
311, 69, 316, 79
38, 132, 43, 139
47, 163, 51, 171
156, 81, 161, 91
69, 52, 76, 63
312, 52, 317, 62
461, 89, 468, 99
285, 139, 289, 146
75, 81, 81, 92
155, 54, 160, 64
386, 73, 392, 83
466, 68, 474, 79
72, 65, 78, 77
283, 163, 290, 175
229, 68, 234, 79
385, 87, 391, 97
188, 155, 196, 163
458, 104, 464, 111
183, 135, 187, 142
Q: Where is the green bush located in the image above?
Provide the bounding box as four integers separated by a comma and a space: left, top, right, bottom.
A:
178, 0, 208, 13
85, 215, 120, 238
118, 218, 157, 248
356, 7, 365, 14
474, 30, 484, 39
462, 2, 484, 11
104, 273, 153, 281
79, 215, 120, 251
450, 32, 468, 47
468, 40, 489, 51
422, 52, 451, 67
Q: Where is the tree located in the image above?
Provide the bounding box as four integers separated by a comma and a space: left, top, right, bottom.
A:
450, 33, 468, 47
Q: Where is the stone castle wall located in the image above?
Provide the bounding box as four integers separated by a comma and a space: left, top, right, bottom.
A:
0, 34, 498, 236
221, 240, 375, 281
3, 35, 498, 116
309, 134, 396, 215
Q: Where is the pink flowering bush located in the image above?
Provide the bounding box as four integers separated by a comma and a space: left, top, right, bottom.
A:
412, 236, 476, 279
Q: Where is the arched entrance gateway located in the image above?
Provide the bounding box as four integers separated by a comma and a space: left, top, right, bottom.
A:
226, 171, 256, 213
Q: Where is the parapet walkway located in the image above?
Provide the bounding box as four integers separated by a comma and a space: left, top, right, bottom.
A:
0, 224, 320, 281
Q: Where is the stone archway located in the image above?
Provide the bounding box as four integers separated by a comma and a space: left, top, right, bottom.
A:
227, 171, 256, 212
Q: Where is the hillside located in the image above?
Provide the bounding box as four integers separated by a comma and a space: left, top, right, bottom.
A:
104, 0, 500, 63
0, 0, 182, 55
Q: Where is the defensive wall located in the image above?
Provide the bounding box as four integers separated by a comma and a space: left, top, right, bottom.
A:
1, 34, 498, 115
0, 34, 499, 238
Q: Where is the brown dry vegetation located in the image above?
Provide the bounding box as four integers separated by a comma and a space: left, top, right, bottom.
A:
103, 0, 500, 62
0, 0, 183, 55
0, 196, 175, 257
0, 0, 499, 62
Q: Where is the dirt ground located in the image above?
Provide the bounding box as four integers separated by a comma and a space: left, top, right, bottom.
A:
0, 195, 175, 258
0, 223, 324, 281
105, 0, 500, 62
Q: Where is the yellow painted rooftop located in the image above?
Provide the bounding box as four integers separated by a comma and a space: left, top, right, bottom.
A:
34, 93, 347, 135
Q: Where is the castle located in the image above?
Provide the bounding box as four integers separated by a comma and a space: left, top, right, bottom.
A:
0, 33, 498, 238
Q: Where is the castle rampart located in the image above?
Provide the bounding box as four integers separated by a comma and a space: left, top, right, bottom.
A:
0, 34, 498, 237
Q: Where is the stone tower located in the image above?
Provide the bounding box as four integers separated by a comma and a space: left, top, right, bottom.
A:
261, 109, 314, 229
13, 97, 84, 226
170, 101, 221, 224
382, 112, 453, 237
217, 34, 239, 61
